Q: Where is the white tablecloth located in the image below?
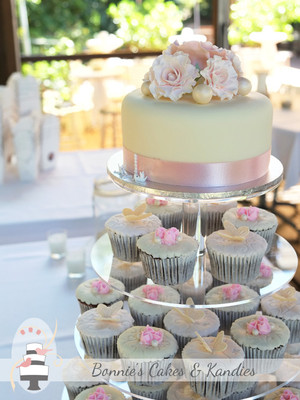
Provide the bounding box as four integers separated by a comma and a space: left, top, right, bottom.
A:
0, 236, 97, 399
272, 109, 300, 189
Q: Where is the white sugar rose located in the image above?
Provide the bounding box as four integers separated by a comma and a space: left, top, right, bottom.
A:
148, 51, 199, 102
201, 55, 238, 100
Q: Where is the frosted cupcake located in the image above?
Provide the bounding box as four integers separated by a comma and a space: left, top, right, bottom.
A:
230, 312, 290, 373
129, 381, 171, 400
261, 287, 300, 343
167, 381, 205, 400
137, 227, 198, 285
117, 325, 178, 385
74, 385, 126, 400
128, 284, 180, 327
264, 387, 300, 400
145, 197, 183, 229
163, 298, 220, 352
76, 301, 134, 358
248, 261, 274, 293
175, 270, 213, 304
205, 284, 260, 333
222, 206, 278, 253
63, 357, 100, 400
206, 221, 267, 284
182, 331, 245, 399
75, 277, 125, 314
110, 257, 147, 292
105, 203, 161, 262
200, 201, 237, 237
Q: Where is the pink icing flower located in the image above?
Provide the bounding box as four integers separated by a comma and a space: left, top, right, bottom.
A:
280, 389, 300, 400
247, 315, 271, 336
143, 285, 164, 300
260, 263, 272, 278
148, 51, 199, 101
200, 55, 238, 100
146, 198, 168, 206
88, 387, 110, 400
237, 206, 259, 221
222, 284, 242, 301
164, 40, 210, 70
140, 325, 163, 346
91, 279, 110, 294
154, 227, 180, 246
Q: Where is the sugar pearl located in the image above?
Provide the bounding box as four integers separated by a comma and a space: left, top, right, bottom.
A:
141, 82, 151, 96
192, 84, 213, 104
151, 340, 158, 347
252, 329, 259, 336
238, 77, 252, 96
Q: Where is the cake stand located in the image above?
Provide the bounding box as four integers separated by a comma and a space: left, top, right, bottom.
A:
75, 152, 299, 399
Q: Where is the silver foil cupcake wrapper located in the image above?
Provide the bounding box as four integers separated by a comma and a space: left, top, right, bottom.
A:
240, 344, 287, 374
189, 375, 240, 399
107, 230, 141, 262
140, 251, 197, 286
254, 226, 277, 254
129, 308, 166, 329
158, 212, 183, 230
110, 273, 147, 293
208, 250, 262, 284
129, 382, 171, 400
213, 306, 260, 334
79, 333, 119, 359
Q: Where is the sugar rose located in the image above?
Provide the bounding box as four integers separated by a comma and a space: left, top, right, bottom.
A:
148, 51, 199, 102
201, 55, 238, 100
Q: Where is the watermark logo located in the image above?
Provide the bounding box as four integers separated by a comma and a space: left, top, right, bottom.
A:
10, 318, 61, 393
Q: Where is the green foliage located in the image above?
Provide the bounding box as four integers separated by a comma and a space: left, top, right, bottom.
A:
107, 0, 183, 51
22, 60, 71, 101
229, 0, 300, 46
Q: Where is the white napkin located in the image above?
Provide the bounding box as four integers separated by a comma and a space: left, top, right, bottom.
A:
40, 114, 60, 171
12, 114, 41, 181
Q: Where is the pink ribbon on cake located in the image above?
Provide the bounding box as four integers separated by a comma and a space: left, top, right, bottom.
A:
123, 148, 271, 187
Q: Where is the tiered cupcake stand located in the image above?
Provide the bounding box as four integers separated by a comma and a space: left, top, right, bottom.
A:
68, 151, 299, 400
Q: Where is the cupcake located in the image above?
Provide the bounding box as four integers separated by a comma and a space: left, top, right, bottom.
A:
206, 221, 267, 284
230, 312, 290, 373
264, 387, 300, 400
137, 227, 198, 286
63, 357, 100, 400
205, 284, 260, 333
129, 381, 171, 400
181, 202, 199, 237
248, 261, 274, 293
74, 385, 126, 400
105, 203, 161, 262
182, 331, 245, 399
128, 284, 180, 327
200, 201, 237, 237
222, 206, 278, 253
167, 381, 204, 400
110, 257, 147, 292
145, 197, 183, 229
222, 380, 256, 400
261, 287, 300, 343
76, 277, 125, 314
76, 301, 134, 359
117, 325, 178, 385
163, 298, 220, 352
175, 270, 213, 304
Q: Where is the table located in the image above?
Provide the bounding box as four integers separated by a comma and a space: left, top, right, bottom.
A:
272, 109, 300, 190
0, 148, 129, 244
0, 236, 97, 398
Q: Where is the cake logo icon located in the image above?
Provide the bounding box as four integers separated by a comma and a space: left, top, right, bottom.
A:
10, 318, 61, 392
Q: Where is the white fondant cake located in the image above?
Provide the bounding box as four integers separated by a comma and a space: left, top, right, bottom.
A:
121, 41, 273, 187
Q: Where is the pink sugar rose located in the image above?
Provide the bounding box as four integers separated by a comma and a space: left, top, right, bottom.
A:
148, 51, 199, 101
247, 315, 271, 336
280, 389, 300, 400
155, 227, 180, 246
260, 263, 272, 278
91, 279, 110, 294
164, 40, 210, 70
201, 55, 238, 100
237, 206, 259, 221
222, 284, 242, 301
140, 325, 163, 346
142, 285, 164, 300
88, 387, 110, 400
